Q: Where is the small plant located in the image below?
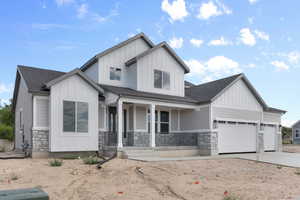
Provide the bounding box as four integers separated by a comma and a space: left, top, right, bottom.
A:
10, 173, 19, 181
277, 165, 283, 169
82, 156, 100, 165
62, 154, 79, 160
223, 191, 240, 200
0, 146, 5, 152
49, 159, 63, 167
295, 169, 300, 175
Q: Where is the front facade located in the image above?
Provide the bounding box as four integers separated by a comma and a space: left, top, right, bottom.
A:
12, 33, 286, 158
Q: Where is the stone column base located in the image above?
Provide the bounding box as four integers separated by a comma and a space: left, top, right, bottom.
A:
197, 131, 218, 156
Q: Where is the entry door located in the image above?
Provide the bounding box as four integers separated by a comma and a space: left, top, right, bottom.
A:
218, 122, 257, 153
264, 125, 276, 151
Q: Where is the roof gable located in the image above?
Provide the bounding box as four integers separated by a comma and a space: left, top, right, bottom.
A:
125, 42, 190, 73
213, 78, 263, 111
81, 32, 154, 71
45, 68, 104, 93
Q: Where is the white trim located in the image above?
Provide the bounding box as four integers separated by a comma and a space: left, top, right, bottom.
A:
99, 103, 107, 131
32, 127, 49, 131
121, 97, 199, 109
133, 104, 136, 131
262, 121, 279, 126
117, 99, 123, 148
33, 96, 50, 131
150, 104, 156, 147
215, 117, 259, 124
171, 129, 212, 133
213, 105, 263, 112
177, 110, 180, 131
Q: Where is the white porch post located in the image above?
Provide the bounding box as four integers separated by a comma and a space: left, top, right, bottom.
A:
150, 104, 156, 147
117, 99, 123, 148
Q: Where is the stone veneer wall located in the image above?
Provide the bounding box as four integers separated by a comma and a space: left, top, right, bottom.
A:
32, 130, 49, 152
156, 132, 198, 146
197, 131, 218, 156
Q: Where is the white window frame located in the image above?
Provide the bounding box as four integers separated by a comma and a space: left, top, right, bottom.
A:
295, 129, 300, 138
159, 110, 170, 134
154, 69, 170, 90
63, 100, 89, 133
109, 67, 122, 81
33, 96, 49, 131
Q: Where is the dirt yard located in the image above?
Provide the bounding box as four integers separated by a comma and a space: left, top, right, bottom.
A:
283, 144, 300, 153
0, 158, 300, 200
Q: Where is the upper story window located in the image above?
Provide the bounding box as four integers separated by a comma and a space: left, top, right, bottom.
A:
110, 67, 121, 81
63, 101, 89, 133
296, 130, 300, 138
154, 70, 170, 89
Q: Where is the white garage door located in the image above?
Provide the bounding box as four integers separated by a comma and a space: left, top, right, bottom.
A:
264, 124, 276, 151
218, 121, 257, 153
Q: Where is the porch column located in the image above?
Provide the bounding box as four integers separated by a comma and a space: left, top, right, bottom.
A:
117, 100, 123, 148
150, 104, 156, 147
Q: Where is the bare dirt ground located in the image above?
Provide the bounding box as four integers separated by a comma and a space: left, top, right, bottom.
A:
283, 144, 300, 153
1, 158, 300, 200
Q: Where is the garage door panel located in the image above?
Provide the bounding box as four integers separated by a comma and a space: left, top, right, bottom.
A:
218, 123, 257, 153
264, 125, 276, 151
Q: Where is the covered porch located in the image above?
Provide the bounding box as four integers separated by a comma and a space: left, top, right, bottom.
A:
99, 97, 208, 150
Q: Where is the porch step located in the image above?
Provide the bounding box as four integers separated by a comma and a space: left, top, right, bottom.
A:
121, 146, 200, 159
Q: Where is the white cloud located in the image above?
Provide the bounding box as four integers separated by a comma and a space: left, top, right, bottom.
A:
0, 83, 12, 94
270, 61, 289, 71
92, 4, 119, 23
185, 59, 206, 75
185, 56, 241, 83
282, 119, 296, 128
254, 30, 270, 41
77, 4, 88, 19
169, 37, 184, 49
161, 0, 189, 22
239, 28, 256, 46
0, 99, 10, 107
245, 63, 256, 68
208, 36, 232, 46
55, 0, 74, 6
197, 1, 232, 20
248, 0, 259, 5
190, 38, 204, 47
287, 51, 300, 64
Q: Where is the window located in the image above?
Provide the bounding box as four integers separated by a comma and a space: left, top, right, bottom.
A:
63, 101, 88, 133
110, 67, 121, 80
160, 111, 169, 134
296, 130, 300, 138
34, 97, 49, 128
154, 70, 170, 89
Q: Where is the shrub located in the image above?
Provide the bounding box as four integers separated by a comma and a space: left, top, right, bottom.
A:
62, 154, 79, 160
0, 124, 13, 141
49, 159, 63, 167
82, 156, 100, 165
295, 169, 300, 175
10, 173, 19, 181
223, 195, 239, 200
0, 146, 5, 152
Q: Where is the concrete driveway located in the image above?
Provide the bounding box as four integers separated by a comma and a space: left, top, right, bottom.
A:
130, 152, 300, 168
233, 152, 300, 168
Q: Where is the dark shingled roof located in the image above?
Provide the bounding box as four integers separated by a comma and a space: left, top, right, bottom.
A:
100, 84, 198, 104
18, 65, 66, 94
185, 74, 242, 104
184, 80, 195, 88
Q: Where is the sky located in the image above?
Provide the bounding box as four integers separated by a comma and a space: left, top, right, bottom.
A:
0, 0, 299, 127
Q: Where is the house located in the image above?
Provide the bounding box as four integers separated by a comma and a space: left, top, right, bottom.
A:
292, 121, 300, 144
12, 33, 286, 158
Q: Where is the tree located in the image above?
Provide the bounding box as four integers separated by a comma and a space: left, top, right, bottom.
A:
0, 99, 14, 141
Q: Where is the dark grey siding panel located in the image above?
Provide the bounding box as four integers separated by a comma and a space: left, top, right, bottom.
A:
14, 77, 33, 151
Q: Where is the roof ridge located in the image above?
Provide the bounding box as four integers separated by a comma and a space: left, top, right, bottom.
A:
191, 73, 243, 88
18, 65, 66, 74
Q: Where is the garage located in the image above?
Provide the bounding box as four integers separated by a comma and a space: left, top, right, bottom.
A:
263, 124, 276, 151
217, 120, 257, 153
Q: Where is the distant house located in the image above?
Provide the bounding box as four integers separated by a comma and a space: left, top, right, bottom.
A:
12, 33, 286, 158
292, 121, 300, 144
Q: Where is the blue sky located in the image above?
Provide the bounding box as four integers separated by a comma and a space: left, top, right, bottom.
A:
0, 0, 299, 126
